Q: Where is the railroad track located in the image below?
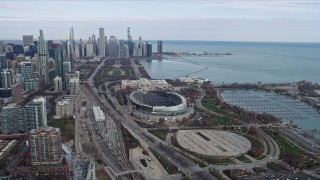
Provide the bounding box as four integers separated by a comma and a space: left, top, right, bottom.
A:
81, 83, 138, 179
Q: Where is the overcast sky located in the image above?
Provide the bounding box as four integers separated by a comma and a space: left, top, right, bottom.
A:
0, 0, 320, 42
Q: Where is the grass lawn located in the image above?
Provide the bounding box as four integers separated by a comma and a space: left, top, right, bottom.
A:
202, 100, 219, 112
275, 135, 304, 157
180, 152, 206, 167
236, 155, 252, 163
135, 121, 155, 128
51, 119, 75, 141
257, 154, 267, 160
103, 69, 128, 77
191, 153, 235, 165
151, 149, 179, 175
266, 162, 288, 171
148, 129, 169, 141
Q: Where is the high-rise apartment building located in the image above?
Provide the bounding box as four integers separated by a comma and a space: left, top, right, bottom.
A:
37, 30, 49, 85
157, 41, 163, 54
17, 61, 33, 81
29, 126, 62, 166
1, 69, 14, 88
54, 76, 63, 92
25, 96, 47, 130
0, 103, 24, 134
69, 78, 79, 95
99, 28, 105, 57
55, 100, 73, 119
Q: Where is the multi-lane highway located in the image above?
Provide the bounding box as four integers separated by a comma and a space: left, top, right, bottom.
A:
82, 58, 217, 179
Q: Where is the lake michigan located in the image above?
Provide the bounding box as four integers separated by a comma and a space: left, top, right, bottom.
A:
143, 41, 320, 84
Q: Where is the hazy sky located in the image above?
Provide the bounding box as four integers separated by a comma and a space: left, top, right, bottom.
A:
0, 0, 320, 42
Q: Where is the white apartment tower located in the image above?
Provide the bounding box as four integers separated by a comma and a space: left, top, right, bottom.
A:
54, 76, 63, 92
69, 78, 79, 95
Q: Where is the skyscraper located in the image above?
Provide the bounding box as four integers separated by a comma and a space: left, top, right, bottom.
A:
119, 39, 125, 58
23, 35, 33, 47
146, 42, 152, 57
99, 27, 105, 57
54, 48, 63, 81
127, 27, 133, 56
157, 41, 163, 54
25, 96, 47, 130
1, 69, 14, 88
108, 36, 118, 58
92, 34, 97, 56
37, 30, 49, 85
69, 27, 75, 71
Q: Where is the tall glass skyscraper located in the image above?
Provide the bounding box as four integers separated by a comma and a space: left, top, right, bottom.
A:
54, 48, 63, 81
99, 27, 105, 57
37, 30, 49, 85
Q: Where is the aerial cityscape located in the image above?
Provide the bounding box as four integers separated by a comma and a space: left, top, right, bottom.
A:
0, 1, 320, 180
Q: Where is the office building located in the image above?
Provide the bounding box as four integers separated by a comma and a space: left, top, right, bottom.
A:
0, 54, 7, 70
25, 97, 47, 130
157, 41, 162, 54
69, 78, 79, 95
13, 45, 24, 55
54, 76, 63, 92
119, 39, 125, 58
124, 44, 129, 58
54, 48, 63, 81
85, 43, 94, 57
55, 100, 73, 119
92, 34, 97, 56
108, 36, 118, 58
0, 103, 24, 134
17, 61, 33, 81
23, 35, 34, 47
127, 27, 133, 56
0, 40, 3, 54
37, 30, 49, 85
29, 126, 64, 176
4, 44, 13, 53
1, 69, 14, 88
99, 28, 105, 57
146, 42, 152, 57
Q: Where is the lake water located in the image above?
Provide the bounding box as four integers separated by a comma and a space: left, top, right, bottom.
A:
143, 41, 320, 83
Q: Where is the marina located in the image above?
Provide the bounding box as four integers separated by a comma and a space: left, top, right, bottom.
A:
221, 89, 320, 134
